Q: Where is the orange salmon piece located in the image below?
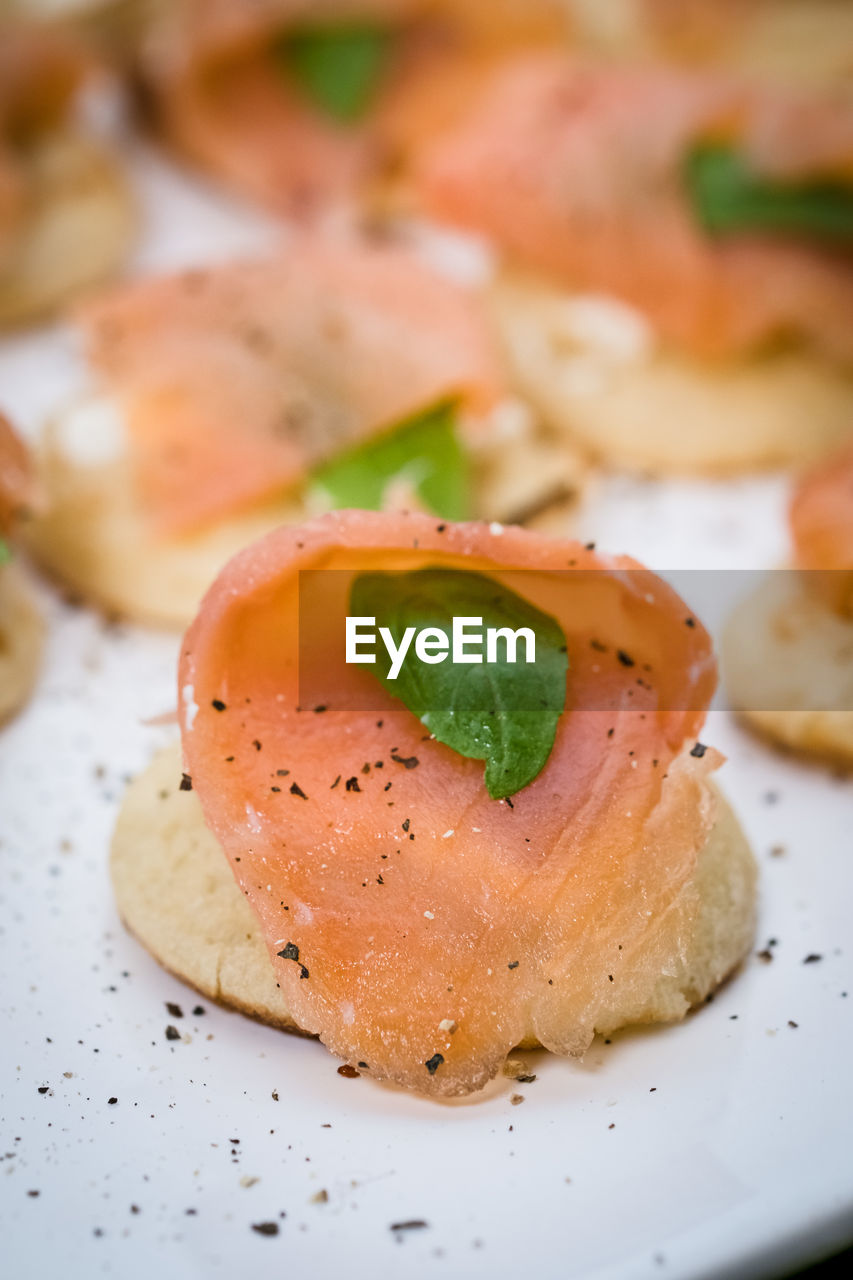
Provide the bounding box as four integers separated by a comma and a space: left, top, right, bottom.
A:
179, 509, 719, 1095
416, 55, 853, 362
791, 441, 853, 613
142, 0, 571, 217
78, 239, 504, 537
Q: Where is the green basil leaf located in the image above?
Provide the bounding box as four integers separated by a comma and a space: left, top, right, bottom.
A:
350, 567, 568, 798
686, 144, 853, 244
0, 537, 10, 567
274, 25, 391, 123
311, 402, 470, 520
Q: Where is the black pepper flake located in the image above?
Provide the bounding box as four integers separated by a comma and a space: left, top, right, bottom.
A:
345, 776, 361, 792
516, 1074, 537, 1084
271, 786, 281, 793
179, 773, 193, 791
685, 617, 696, 628
507, 961, 519, 970
212, 699, 227, 711
165, 1002, 183, 1018
390, 1220, 428, 1233
313, 705, 327, 713
617, 650, 635, 667
803, 953, 823, 964
253, 740, 263, 751
788, 1020, 799, 1028
425, 1053, 444, 1075
299, 965, 309, 979
330, 775, 341, 789
251, 1222, 279, 1237
165, 1025, 180, 1041
436, 524, 446, 533
277, 943, 299, 962
384, 782, 392, 792
276, 769, 290, 777
390, 752, 419, 770
690, 743, 707, 758
192, 1006, 205, 1016
756, 949, 773, 964
108, 1097, 118, 1105
402, 818, 410, 832
37, 1086, 48, 1094
289, 782, 308, 799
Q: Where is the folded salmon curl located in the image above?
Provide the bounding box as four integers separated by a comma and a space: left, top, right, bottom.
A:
416, 55, 853, 473
112, 510, 756, 1096
26, 237, 582, 628
725, 442, 853, 765
790, 442, 853, 617
140, 0, 572, 219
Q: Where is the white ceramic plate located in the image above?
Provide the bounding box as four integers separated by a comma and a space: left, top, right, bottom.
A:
1, 148, 852, 1280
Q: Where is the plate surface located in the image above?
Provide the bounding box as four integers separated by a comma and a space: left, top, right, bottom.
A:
1, 149, 852, 1280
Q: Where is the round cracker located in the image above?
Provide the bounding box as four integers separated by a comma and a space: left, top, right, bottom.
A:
111, 743, 756, 1047
111, 742, 303, 1033
490, 272, 853, 475
0, 130, 134, 329
26, 396, 584, 629
724, 572, 853, 767
0, 561, 43, 724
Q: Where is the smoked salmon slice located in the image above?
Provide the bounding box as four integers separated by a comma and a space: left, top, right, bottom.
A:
141, 0, 571, 217
180, 509, 723, 1095
77, 238, 504, 537
791, 441, 853, 573
790, 441, 853, 614
416, 55, 853, 362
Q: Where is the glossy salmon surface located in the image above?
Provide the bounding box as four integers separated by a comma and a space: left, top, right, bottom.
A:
179, 509, 720, 1095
